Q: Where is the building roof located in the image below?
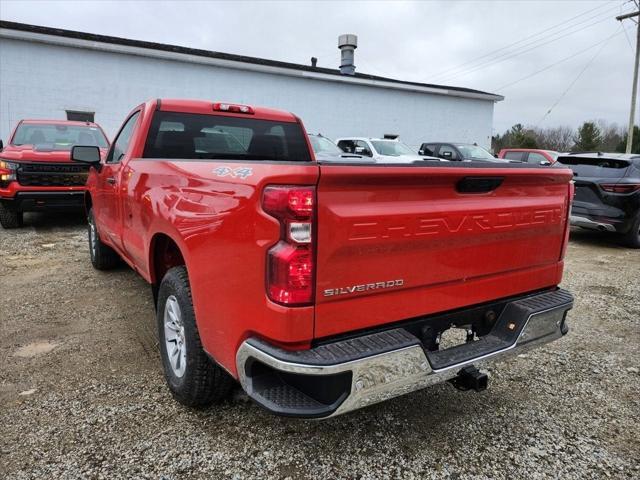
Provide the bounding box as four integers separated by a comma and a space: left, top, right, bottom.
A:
0, 20, 504, 102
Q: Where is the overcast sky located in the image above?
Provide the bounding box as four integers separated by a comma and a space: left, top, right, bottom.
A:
0, 0, 637, 133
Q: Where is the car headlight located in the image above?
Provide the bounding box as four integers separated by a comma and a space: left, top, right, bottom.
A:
0, 160, 18, 187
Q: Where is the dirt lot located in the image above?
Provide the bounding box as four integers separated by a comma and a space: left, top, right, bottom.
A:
1, 213, 638, 480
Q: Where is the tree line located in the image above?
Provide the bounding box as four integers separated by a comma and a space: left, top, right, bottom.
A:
492, 121, 640, 153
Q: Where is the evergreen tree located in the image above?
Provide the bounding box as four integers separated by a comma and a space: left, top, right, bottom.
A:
572, 122, 602, 151
615, 126, 640, 154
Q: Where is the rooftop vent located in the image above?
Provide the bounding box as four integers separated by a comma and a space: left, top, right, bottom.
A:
338, 34, 357, 75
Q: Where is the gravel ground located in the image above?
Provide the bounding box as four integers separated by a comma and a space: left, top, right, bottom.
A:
1, 212, 639, 479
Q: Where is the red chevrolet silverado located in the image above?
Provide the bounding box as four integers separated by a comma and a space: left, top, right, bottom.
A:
72, 99, 575, 418
0, 119, 109, 228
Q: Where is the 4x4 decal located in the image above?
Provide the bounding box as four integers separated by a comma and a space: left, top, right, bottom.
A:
213, 166, 253, 179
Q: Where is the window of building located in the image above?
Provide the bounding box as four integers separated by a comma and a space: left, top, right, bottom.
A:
66, 110, 95, 122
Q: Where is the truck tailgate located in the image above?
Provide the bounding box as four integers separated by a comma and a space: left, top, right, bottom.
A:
314, 164, 573, 338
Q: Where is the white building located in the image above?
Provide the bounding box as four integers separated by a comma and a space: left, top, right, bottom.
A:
0, 21, 503, 149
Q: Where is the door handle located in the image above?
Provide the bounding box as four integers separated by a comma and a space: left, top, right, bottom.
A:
106, 177, 116, 185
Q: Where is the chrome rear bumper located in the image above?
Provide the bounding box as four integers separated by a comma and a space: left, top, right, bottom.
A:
236, 289, 573, 419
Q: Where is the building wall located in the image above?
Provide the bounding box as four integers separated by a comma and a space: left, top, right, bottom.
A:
0, 38, 495, 149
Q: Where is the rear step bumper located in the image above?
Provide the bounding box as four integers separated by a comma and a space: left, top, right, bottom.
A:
236, 289, 573, 419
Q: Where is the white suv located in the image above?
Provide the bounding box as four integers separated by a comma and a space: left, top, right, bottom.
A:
335, 137, 439, 164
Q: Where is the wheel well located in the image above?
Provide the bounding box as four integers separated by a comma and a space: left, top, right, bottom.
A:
84, 193, 92, 213
151, 234, 186, 287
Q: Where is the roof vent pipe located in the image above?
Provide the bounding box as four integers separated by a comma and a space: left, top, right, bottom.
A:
311, 57, 318, 68
338, 34, 357, 75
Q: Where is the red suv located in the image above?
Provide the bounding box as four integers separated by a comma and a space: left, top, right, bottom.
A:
0, 120, 109, 228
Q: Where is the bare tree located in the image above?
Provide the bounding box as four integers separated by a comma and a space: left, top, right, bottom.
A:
596, 119, 624, 152
532, 126, 574, 152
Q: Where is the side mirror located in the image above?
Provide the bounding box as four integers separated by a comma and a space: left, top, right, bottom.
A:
72, 145, 101, 165
539, 160, 551, 166
418, 149, 425, 155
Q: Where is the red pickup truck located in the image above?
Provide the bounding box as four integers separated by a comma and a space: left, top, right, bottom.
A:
0, 119, 109, 228
72, 99, 575, 418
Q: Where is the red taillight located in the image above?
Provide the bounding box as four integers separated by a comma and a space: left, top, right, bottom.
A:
263, 186, 315, 306
212, 102, 254, 114
600, 183, 640, 194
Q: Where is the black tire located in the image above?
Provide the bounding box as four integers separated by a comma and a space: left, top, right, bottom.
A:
0, 204, 23, 229
622, 213, 640, 249
157, 266, 233, 407
87, 208, 119, 269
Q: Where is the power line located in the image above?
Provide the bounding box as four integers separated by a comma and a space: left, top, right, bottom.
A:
536, 33, 616, 126
495, 27, 629, 91
436, 10, 632, 83
429, 2, 624, 82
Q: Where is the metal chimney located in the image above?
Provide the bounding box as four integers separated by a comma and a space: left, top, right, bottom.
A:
338, 34, 358, 75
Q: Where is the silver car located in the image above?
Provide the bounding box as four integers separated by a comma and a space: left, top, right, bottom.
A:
335, 137, 440, 164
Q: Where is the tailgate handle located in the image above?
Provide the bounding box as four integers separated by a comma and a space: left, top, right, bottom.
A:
456, 176, 504, 194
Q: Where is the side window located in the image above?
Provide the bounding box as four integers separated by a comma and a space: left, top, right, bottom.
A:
356, 140, 372, 157
439, 144, 459, 160
527, 152, 548, 164
421, 144, 437, 156
337, 140, 356, 153
504, 151, 525, 161
107, 111, 141, 163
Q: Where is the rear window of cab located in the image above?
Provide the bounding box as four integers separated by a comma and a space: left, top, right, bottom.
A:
556, 156, 632, 178
142, 112, 312, 162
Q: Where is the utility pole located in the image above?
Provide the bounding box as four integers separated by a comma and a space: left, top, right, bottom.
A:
618, 8, 640, 153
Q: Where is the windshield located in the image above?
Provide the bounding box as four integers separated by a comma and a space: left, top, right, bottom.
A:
370, 141, 416, 156
456, 144, 495, 160
13, 123, 108, 150
309, 135, 343, 155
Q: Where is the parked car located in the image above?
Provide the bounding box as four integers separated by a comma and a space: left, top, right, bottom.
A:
73, 98, 574, 419
556, 152, 640, 248
0, 119, 109, 228
336, 136, 438, 163
498, 148, 558, 165
307, 133, 369, 162
419, 142, 505, 162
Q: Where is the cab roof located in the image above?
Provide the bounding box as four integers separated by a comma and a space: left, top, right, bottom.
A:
155, 99, 298, 123
20, 119, 101, 127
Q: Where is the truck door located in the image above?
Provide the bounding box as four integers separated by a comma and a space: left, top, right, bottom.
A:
94, 111, 141, 252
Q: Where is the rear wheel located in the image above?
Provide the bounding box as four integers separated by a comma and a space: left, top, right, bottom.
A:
622, 213, 640, 248
0, 204, 23, 229
157, 266, 233, 407
87, 208, 119, 269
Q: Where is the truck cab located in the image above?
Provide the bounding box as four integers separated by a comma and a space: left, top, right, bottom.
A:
420, 142, 504, 162
0, 119, 109, 228
336, 136, 437, 163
